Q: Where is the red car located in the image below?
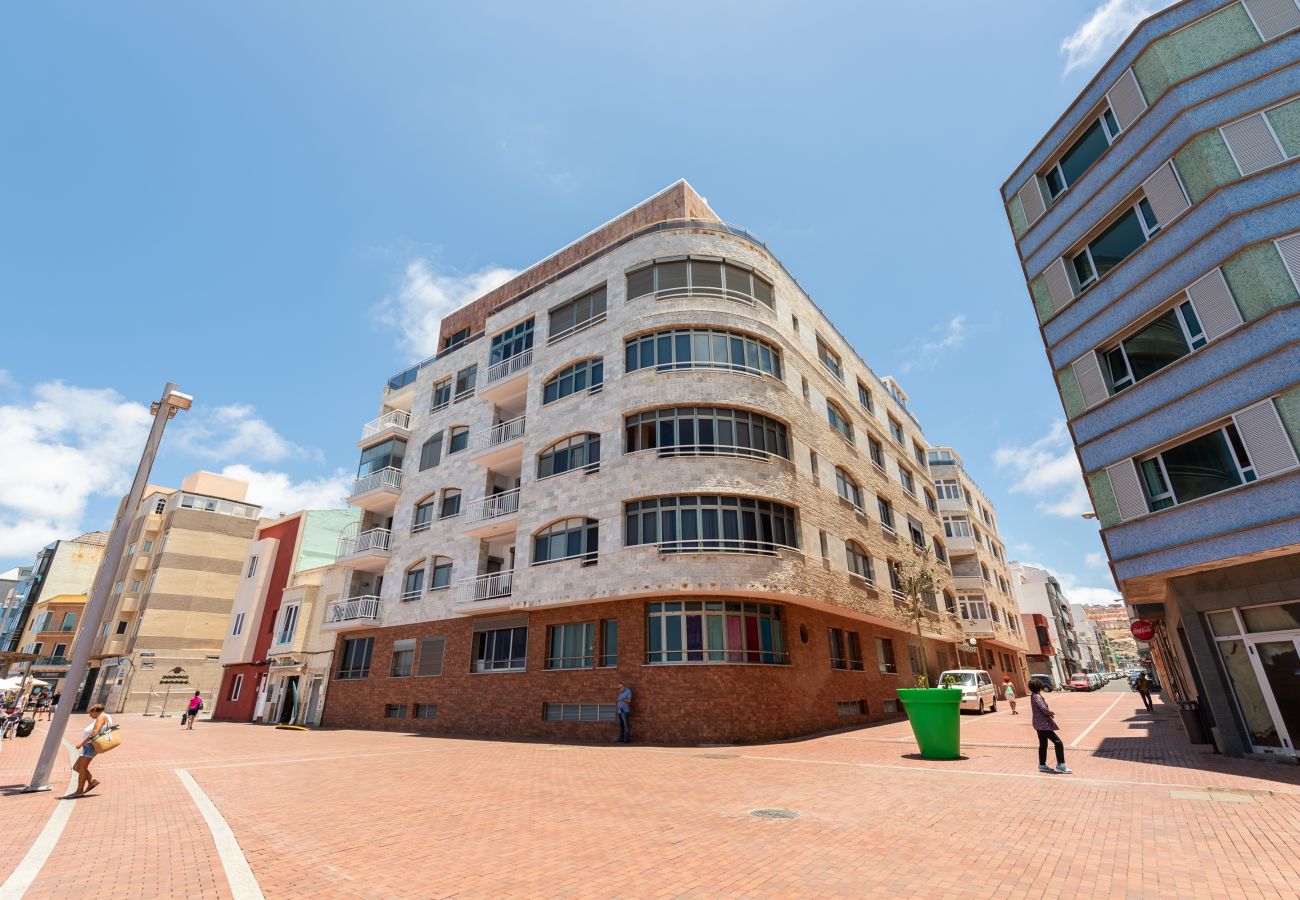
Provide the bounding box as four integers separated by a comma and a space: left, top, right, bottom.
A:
1069, 673, 1092, 691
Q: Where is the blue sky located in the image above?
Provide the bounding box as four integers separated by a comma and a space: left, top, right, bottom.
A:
0, 1, 1168, 601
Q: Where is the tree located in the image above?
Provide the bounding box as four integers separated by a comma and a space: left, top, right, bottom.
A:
893, 543, 940, 687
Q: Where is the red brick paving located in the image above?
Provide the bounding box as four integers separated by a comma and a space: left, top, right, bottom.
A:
2, 689, 1298, 898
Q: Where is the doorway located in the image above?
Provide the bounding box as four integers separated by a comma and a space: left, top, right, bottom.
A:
304, 676, 322, 726
277, 676, 300, 725
1208, 601, 1300, 756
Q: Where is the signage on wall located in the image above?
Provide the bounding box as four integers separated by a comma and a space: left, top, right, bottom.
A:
1130, 619, 1155, 642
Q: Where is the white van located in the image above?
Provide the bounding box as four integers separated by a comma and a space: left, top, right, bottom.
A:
939, 669, 998, 714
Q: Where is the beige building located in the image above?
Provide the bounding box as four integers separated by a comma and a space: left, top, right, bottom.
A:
14, 593, 86, 694
89, 471, 261, 713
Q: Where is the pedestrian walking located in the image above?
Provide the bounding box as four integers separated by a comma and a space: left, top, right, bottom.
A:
70, 703, 112, 797
184, 691, 204, 730
616, 682, 632, 744
1135, 672, 1154, 712
1003, 675, 1018, 715
1029, 681, 1070, 774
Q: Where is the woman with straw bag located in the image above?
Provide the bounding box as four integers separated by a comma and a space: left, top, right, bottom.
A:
69, 703, 116, 797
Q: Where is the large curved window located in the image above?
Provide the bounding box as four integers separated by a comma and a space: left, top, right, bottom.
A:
835, 467, 864, 512
543, 358, 604, 404
627, 257, 774, 308
537, 433, 601, 479
645, 600, 786, 664
624, 407, 789, 460
533, 517, 599, 566
624, 328, 782, 379
624, 495, 799, 555
827, 400, 854, 443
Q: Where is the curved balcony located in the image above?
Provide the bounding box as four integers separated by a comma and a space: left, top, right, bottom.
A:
335, 526, 392, 573
323, 595, 382, 630
464, 489, 521, 537
349, 467, 403, 513
471, 415, 526, 468
454, 570, 514, 611
482, 350, 533, 402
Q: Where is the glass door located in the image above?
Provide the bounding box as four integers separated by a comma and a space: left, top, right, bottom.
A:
1208, 602, 1300, 756
1254, 639, 1300, 754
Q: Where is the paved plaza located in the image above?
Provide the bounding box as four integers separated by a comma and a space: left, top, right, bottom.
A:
2, 686, 1299, 899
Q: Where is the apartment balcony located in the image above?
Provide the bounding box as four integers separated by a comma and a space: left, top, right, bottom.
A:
335, 526, 393, 573
946, 534, 976, 552
103, 637, 125, 656
961, 618, 995, 639
453, 570, 515, 611
481, 350, 532, 402
951, 574, 985, 592
937, 496, 966, 514
120, 595, 140, 613
471, 415, 526, 469
322, 595, 382, 630
34, 655, 70, 667
358, 410, 412, 449
132, 555, 150, 572
349, 467, 403, 513
143, 513, 164, 533
463, 489, 521, 537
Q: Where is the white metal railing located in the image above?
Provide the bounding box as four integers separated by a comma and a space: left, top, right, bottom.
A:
474, 415, 526, 450
361, 410, 412, 440
547, 311, 606, 345
325, 595, 381, 624
485, 349, 533, 384
653, 539, 788, 556
350, 467, 403, 497
336, 527, 392, 560
464, 488, 521, 524
454, 570, 514, 605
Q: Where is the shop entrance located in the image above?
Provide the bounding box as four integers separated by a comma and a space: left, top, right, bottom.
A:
277, 675, 300, 725
1208, 601, 1300, 756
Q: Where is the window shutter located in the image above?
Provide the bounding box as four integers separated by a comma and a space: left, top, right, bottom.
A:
416, 637, 445, 677
1105, 459, 1148, 521
1018, 179, 1046, 226
1242, 0, 1300, 40
1043, 258, 1075, 312
419, 433, 443, 471
1220, 113, 1285, 175
1141, 161, 1190, 227
1184, 268, 1242, 341
1105, 68, 1147, 132
1072, 352, 1109, 409
1232, 399, 1299, 478
1275, 233, 1300, 292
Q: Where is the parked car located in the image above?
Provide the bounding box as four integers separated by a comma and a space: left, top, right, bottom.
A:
939, 669, 998, 713
1091, 673, 1104, 690
1069, 673, 1093, 691
1027, 673, 1056, 692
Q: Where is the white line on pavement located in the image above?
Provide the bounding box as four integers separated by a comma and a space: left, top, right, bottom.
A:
0, 742, 79, 900
175, 768, 264, 900
1070, 694, 1127, 749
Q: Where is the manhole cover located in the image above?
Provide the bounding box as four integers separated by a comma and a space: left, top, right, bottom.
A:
749, 808, 800, 820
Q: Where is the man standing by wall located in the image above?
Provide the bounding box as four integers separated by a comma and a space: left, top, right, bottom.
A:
616, 682, 632, 744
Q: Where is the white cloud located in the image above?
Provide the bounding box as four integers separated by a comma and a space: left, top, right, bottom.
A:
1013, 561, 1120, 607
375, 260, 517, 358
218, 464, 351, 519
1061, 0, 1164, 75
993, 420, 1093, 518
0, 370, 17, 392
174, 404, 314, 463
900, 315, 966, 374
1085, 551, 1108, 568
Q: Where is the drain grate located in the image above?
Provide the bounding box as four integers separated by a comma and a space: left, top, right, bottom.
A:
749, 808, 800, 820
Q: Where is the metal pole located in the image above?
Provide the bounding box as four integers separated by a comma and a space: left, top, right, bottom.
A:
25, 382, 185, 792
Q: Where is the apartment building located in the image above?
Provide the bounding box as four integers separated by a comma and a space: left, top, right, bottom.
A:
1002, 0, 1300, 756
1083, 604, 1142, 667
321, 181, 969, 743
927, 447, 1029, 692
87, 472, 261, 712
1010, 563, 1082, 686
213, 508, 357, 725
12, 593, 86, 693
0, 533, 107, 667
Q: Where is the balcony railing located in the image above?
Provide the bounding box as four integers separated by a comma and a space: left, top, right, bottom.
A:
351, 467, 403, 497
464, 489, 521, 524
474, 415, 526, 451
361, 410, 412, 440
336, 527, 392, 560
455, 570, 514, 605
35, 655, 70, 666
325, 595, 382, 624
485, 349, 532, 385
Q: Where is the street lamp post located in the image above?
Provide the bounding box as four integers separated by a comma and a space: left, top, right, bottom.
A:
25, 382, 191, 793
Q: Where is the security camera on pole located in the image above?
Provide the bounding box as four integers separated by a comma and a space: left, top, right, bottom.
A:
24, 383, 192, 793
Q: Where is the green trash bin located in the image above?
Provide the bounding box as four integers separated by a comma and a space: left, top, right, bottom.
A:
896, 688, 962, 760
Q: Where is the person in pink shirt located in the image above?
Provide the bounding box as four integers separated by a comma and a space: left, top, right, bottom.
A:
183, 691, 204, 730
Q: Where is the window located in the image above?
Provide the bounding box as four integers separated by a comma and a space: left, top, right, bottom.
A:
448, 426, 469, 454
817, 338, 843, 381
932, 540, 947, 563
116, 620, 128, 635
439, 489, 462, 519
52, 643, 66, 659
876, 637, 897, 674
819, 530, 830, 559
645, 599, 786, 664
414, 704, 437, 719
549, 285, 607, 343
402, 567, 425, 602
539, 432, 601, 478
359, 437, 406, 477
625, 328, 781, 379
391, 639, 415, 677
419, 433, 443, 471
543, 358, 603, 404
801, 376, 810, 402
600, 619, 618, 667
868, 436, 885, 469
913, 442, 927, 468
791, 314, 799, 333
153, 498, 167, 514
810, 451, 819, 478
141, 540, 152, 553
827, 400, 854, 443
847, 632, 864, 670
1043, 109, 1121, 200
878, 496, 895, 532
413, 497, 436, 533
384, 704, 407, 719
907, 518, 926, 550
473, 626, 527, 672
846, 541, 874, 582
128, 543, 136, 557
924, 489, 937, 514
1103, 301, 1206, 393
533, 518, 599, 566
337, 637, 374, 679
828, 628, 847, 669
888, 417, 904, 444
943, 516, 972, 539
544, 703, 617, 722
417, 637, 445, 676
981, 563, 991, 582
454, 364, 477, 400
229, 674, 243, 702
1138, 423, 1256, 511
1071, 199, 1159, 290
430, 557, 453, 591
231, 612, 245, 637
431, 378, 451, 411
888, 560, 904, 598
936, 478, 962, 501
246, 557, 258, 578
927, 448, 956, 466
113, 581, 124, 595
129, 580, 142, 592
489, 317, 534, 366
625, 407, 789, 460
547, 622, 595, 669
443, 326, 471, 352
60, 612, 76, 631
899, 467, 916, 496
626, 257, 774, 307
835, 467, 864, 512
625, 495, 800, 555
857, 380, 874, 413
908, 644, 925, 678
275, 604, 300, 645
